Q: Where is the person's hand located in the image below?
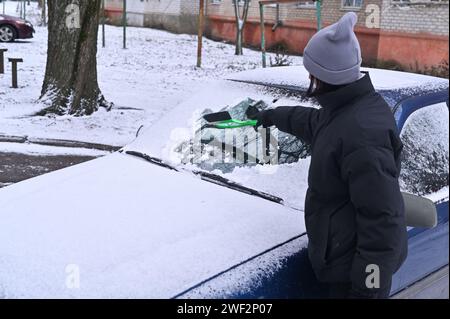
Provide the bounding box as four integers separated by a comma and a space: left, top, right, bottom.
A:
246, 107, 274, 129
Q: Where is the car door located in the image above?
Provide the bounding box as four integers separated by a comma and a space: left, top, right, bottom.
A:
391, 90, 449, 298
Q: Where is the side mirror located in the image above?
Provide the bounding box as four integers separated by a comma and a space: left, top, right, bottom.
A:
402, 192, 438, 228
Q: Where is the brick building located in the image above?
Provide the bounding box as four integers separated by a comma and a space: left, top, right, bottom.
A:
104, 0, 199, 34
105, 0, 449, 72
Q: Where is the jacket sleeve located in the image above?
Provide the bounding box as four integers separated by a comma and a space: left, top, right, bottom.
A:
268, 106, 320, 144
341, 145, 407, 298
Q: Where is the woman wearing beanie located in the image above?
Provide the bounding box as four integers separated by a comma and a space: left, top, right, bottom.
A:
249, 12, 408, 299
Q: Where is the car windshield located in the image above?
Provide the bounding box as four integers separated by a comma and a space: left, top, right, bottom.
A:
173, 85, 444, 169
165, 84, 449, 208
175, 97, 313, 173
126, 74, 448, 209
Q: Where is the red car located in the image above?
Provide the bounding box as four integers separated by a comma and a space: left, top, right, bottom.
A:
0, 14, 34, 42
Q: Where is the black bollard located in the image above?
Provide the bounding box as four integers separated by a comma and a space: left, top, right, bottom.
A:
8, 58, 23, 88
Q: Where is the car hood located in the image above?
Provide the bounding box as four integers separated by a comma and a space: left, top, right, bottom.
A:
0, 153, 304, 298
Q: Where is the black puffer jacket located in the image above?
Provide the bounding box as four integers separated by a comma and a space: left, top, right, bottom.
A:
265, 74, 408, 297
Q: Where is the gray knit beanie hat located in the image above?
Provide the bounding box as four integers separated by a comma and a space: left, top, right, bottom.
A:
303, 12, 362, 85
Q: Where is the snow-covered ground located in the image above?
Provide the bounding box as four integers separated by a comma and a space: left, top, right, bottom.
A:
0, 1, 302, 148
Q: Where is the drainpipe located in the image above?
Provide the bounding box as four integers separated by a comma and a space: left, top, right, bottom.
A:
197, 0, 205, 68
316, 0, 322, 30
123, 0, 127, 49
259, 2, 266, 68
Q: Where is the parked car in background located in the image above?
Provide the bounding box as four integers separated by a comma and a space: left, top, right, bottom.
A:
0, 14, 34, 42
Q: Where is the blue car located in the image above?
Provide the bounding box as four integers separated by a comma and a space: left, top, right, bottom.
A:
0, 67, 447, 298
160, 67, 449, 299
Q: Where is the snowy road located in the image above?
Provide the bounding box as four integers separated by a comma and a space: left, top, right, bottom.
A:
0, 141, 109, 187
0, 152, 96, 187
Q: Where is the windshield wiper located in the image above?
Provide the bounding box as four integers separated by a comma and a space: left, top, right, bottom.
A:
194, 170, 284, 204
125, 151, 179, 171
124, 150, 284, 205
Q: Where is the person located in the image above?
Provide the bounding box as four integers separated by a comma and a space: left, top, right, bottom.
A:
249, 12, 408, 299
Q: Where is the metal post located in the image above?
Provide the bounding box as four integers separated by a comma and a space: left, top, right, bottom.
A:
2, 1, 5, 15
259, 3, 266, 68
9, 58, 24, 89
102, 0, 106, 48
316, 0, 322, 31
23, 0, 26, 20
197, 0, 205, 68
42, 0, 46, 26
123, 0, 127, 49
0, 48, 8, 74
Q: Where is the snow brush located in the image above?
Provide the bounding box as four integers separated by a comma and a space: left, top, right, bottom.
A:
202, 106, 260, 130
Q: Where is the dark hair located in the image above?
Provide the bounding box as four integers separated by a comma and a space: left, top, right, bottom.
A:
306, 76, 347, 97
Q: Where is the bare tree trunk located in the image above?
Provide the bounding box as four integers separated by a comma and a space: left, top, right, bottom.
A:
233, 0, 250, 56
40, 0, 110, 116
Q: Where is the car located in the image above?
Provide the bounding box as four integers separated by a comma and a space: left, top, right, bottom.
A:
0, 66, 448, 298
0, 14, 34, 42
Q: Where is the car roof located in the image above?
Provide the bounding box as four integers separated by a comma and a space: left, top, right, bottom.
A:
0, 153, 304, 298
228, 66, 449, 91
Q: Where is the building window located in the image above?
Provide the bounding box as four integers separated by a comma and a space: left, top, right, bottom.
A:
391, 0, 448, 4
297, 1, 317, 9
342, 0, 363, 8
232, 0, 251, 5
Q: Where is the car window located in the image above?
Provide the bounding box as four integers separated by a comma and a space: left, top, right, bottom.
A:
175, 97, 314, 173
400, 101, 449, 196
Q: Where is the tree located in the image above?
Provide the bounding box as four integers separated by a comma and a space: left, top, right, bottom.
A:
40, 0, 110, 116
233, 0, 250, 56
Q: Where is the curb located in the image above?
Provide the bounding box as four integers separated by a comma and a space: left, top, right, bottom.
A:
0, 134, 123, 152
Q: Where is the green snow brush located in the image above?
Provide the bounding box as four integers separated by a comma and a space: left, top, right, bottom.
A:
202, 106, 259, 130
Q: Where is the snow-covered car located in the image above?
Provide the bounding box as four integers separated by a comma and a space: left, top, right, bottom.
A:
0, 66, 448, 298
